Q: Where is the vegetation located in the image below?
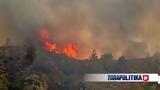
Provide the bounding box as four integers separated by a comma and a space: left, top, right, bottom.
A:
22, 73, 48, 90
1, 42, 160, 90
0, 73, 9, 90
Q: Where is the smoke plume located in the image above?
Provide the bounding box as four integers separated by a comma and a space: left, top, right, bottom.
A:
0, 0, 160, 59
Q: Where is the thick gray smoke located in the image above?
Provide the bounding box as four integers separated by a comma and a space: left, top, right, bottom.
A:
0, 0, 160, 59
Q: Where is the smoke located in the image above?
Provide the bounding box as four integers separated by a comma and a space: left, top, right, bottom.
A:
0, 0, 160, 59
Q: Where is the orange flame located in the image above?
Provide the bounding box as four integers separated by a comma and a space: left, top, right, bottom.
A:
45, 41, 56, 52
63, 44, 78, 58
39, 27, 57, 52
38, 27, 79, 58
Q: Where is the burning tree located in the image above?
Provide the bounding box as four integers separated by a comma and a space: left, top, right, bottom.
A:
63, 44, 78, 58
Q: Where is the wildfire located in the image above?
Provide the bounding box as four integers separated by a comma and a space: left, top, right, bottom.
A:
45, 41, 56, 52
38, 27, 79, 58
63, 44, 78, 58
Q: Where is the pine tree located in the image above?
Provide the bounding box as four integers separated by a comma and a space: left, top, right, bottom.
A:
90, 49, 98, 60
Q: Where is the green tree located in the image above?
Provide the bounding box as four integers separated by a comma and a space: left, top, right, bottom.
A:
90, 49, 98, 61
22, 73, 48, 90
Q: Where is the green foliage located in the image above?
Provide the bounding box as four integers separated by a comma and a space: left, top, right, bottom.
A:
8, 77, 22, 90
144, 83, 160, 90
0, 73, 9, 90
22, 73, 48, 90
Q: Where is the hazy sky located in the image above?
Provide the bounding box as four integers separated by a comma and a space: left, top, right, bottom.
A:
0, 0, 160, 59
